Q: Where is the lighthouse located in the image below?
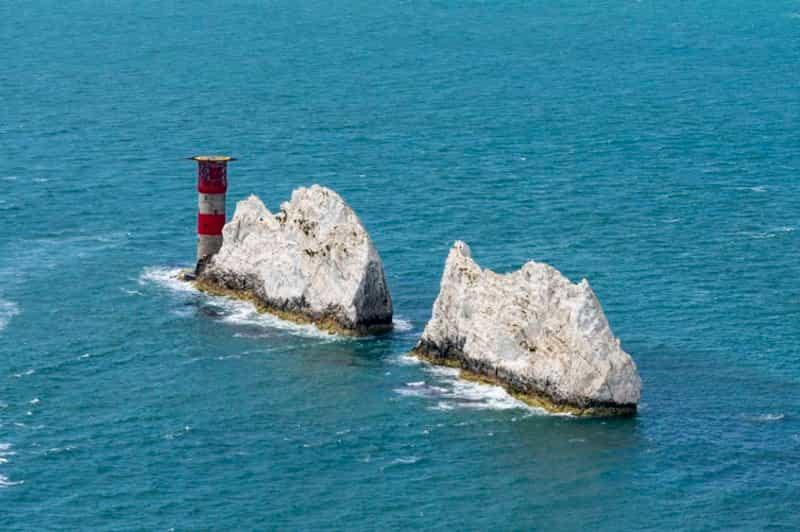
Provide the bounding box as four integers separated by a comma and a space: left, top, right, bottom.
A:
191, 155, 234, 270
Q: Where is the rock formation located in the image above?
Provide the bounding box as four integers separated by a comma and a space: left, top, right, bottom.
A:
196, 185, 393, 335
412, 241, 641, 416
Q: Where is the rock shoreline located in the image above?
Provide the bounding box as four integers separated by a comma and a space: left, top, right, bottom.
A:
193, 275, 392, 336
412, 340, 637, 417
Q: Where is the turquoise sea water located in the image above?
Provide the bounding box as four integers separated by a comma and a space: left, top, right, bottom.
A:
2, 1, 799, 529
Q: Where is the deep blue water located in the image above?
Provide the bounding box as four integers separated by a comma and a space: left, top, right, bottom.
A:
2, 1, 799, 529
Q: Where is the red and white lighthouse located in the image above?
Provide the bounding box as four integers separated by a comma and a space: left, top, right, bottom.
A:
191, 155, 234, 264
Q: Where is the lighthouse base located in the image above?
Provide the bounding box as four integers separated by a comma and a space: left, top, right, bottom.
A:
197, 234, 223, 262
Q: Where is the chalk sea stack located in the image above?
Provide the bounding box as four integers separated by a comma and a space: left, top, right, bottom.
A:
412, 241, 641, 416
196, 185, 393, 335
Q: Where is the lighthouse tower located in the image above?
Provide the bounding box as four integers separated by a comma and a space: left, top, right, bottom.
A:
191, 155, 234, 268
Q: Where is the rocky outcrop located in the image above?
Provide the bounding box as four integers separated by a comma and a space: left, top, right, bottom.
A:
412, 241, 641, 416
197, 185, 393, 335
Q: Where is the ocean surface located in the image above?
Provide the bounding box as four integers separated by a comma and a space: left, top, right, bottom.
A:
2, 1, 799, 529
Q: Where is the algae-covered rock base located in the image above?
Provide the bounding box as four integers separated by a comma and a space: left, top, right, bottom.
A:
413, 241, 641, 416
196, 185, 393, 336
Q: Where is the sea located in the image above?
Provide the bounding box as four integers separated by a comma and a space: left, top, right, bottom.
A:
1, 1, 799, 529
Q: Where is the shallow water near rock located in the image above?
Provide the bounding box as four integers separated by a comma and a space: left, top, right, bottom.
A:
2, 1, 799, 529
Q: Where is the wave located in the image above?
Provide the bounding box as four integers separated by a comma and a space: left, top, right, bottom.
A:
736, 185, 768, 193
394, 382, 449, 398
741, 231, 776, 240
0, 444, 21, 488
392, 353, 422, 366
389, 456, 421, 466
0, 475, 23, 488
120, 288, 144, 296
139, 266, 342, 340
392, 317, 414, 332
138, 267, 197, 295
393, 359, 551, 414
43, 446, 75, 456
748, 413, 785, 422
739, 227, 796, 240
216, 298, 340, 340
164, 425, 192, 440
0, 299, 19, 332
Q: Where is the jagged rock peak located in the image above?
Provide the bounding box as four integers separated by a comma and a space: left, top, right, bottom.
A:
413, 241, 640, 416
197, 185, 393, 335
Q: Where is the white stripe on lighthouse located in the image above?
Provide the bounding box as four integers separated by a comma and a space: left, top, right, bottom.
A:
198, 193, 226, 215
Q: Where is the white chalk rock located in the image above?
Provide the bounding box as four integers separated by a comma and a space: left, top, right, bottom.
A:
414, 241, 641, 416
200, 185, 393, 334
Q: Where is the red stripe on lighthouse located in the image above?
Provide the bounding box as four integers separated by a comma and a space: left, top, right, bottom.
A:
197, 213, 226, 235
197, 161, 228, 194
